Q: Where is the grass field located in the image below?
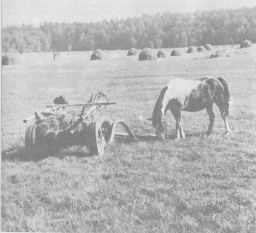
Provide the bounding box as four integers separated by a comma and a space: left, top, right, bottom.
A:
1, 45, 256, 232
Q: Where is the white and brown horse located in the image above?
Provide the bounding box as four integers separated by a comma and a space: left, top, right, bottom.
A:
148, 77, 231, 139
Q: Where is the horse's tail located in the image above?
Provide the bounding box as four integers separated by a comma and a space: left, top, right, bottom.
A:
217, 77, 230, 99
217, 77, 230, 116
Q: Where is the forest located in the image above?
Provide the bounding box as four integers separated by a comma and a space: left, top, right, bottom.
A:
2, 7, 256, 53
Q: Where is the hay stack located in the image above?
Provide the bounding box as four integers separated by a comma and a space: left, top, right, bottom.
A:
2, 54, 18, 65
186, 46, 197, 53
240, 40, 253, 48
157, 50, 166, 58
90, 49, 104, 60
138, 48, 157, 61
197, 46, 207, 52
170, 50, 181, 56
204, 44, 212, 50
127, 48, 137, 56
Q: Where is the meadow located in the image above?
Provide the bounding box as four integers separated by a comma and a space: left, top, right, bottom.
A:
1, 45, 256, 232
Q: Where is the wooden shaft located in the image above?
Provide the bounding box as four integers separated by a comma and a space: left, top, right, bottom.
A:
81, 105, 97, 120
23, 115, 36, 123
46, 102, 116, 108
23, 108, 55, 123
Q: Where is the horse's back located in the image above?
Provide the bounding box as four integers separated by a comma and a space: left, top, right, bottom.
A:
163, 77, 225, 112
166, 78, 217, 112
183, 76, 226, 112
198, 76, 225, 94
166, 78, 201, 100
198, 76, 222, 86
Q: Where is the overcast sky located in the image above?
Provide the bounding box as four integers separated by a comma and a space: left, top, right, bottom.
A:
2, 0, 256, 27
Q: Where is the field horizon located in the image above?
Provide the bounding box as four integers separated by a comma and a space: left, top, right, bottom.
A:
2, 44, 256, 232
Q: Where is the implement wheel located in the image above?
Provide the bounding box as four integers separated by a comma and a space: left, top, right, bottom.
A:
25, 124, 37, 159
97, 116, 113, 144
88, 122, 105, 156
25, 123, 52, 159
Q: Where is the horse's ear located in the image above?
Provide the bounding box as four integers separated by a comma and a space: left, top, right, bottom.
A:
147, 118, 153, 121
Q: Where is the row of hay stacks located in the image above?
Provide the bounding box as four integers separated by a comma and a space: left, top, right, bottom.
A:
89, 39, 253, 61
157, 49, 181, 57
90, 44, 214, 61
138, 45, 210, 60
2, 40, 253, 64
186, 44, 212, 53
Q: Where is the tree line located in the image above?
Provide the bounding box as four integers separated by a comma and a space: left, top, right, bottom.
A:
2, 7, 256, 53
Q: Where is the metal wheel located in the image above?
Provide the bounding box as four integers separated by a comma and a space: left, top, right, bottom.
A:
97, 116, 113, 144
25, 124, 37, 158
25, 123, 52, 159
88, 122, 105, 156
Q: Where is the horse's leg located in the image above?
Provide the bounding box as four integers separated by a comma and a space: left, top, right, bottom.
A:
173, 112, 182, 140
217, 106, 232, 134
179, 122, 185, 139
175, 118, 181, 140
171, 102, 183, 140
206, 105, 215, 135
222, 114, 232, 134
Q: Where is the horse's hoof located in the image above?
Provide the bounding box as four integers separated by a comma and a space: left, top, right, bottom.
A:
224, 131, 233, 136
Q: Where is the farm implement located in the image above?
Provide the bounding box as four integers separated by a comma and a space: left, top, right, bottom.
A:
23, 92, 137, 158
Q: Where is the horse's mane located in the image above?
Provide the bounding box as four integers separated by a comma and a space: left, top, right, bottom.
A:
152, 86, 168, 126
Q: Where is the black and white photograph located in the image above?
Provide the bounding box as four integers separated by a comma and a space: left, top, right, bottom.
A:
1, 0, 256, 232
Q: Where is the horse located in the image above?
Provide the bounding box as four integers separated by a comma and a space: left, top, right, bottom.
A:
148, 76, 231, 140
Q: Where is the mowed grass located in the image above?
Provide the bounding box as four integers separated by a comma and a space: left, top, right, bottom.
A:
2, 46, 256, 232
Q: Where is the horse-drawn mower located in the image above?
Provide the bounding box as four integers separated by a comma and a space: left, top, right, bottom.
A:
23, 92, 137, 158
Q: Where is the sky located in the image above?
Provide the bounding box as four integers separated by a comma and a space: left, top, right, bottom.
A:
2, 0, 256, 27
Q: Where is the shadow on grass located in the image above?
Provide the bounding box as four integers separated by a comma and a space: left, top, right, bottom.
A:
115, 134, 158, 143
2, 145, 27, 162
115, 131, 207, 143
2, 132, 207, 162
1, 144, 93, 163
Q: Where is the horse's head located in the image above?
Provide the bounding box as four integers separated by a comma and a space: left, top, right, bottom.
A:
147, 118, 167, 140
148, 86, 169, 139
156, 120, 168, 139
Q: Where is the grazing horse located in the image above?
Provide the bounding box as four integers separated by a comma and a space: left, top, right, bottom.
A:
148, 77, 231, 139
